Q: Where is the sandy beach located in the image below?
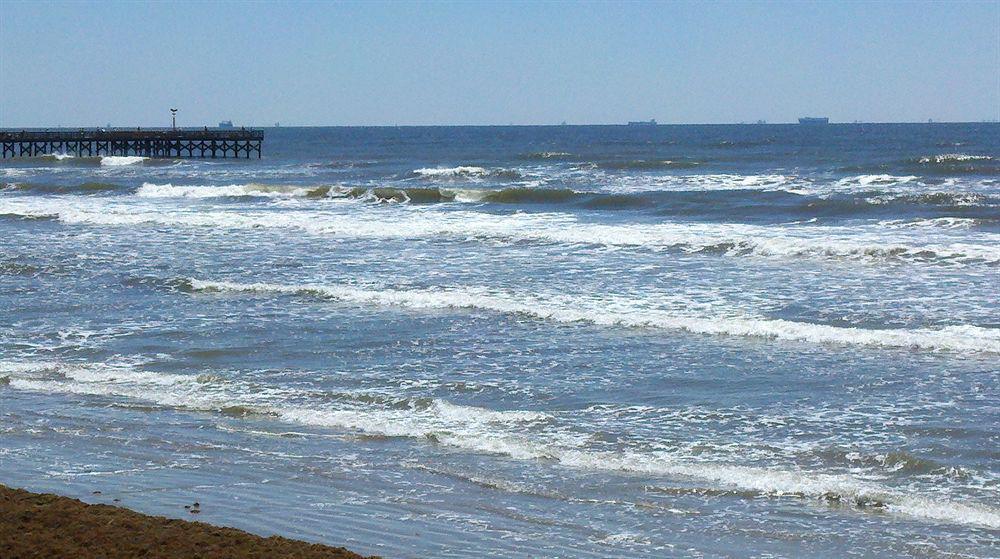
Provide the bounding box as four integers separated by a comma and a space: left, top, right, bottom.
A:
0, 484, 375, 559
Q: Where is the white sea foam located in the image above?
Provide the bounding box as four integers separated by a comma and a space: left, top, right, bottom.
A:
531, 152, 573, 159
136, 182, 317, 198
864, 191, 992, 207
594, 532, 650, 546
840, 175, 920, 188
590, 172, 806, 193
414, 166, 489, 178
581, 171, 991, 197
879, 217, 987, 229
100, 156, 147, 166
4, 359, 998, 529
4, 197, 998, 265
919, 154, 992, 164
135, 183, 532, 203
185, 279, 1000, 353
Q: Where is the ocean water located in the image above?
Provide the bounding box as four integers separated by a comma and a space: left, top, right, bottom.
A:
1, 124, 997, 558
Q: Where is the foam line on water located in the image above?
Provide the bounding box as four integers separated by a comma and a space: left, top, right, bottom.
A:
413, 166, 489, 177
136, 182, 318, 198
100, 156, 148, 167
182, 279, 1000, 354
3, 197, 998, 265
3, 360, 998, 529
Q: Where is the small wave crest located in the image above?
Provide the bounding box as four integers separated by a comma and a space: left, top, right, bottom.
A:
843, 154, 999, 176
100, 156, 149, 167
327, 186, 454, 204
413, 166, 527, 181
864, 191, 996, 208
136, 182, 323, 199
0, 211, 58, 222
637, 464, 1000, 528
414, 166, 488, 177
520, 151, 575, 160
467, 187, 578, 204
4, 359, 997, 529
124, 181, 998, 216
339, 186, 581, 205
838, 175, 921, 188
912, 153, 999, 174
322, 185, 583, 205
919, 154, 993, 164
838, 449, 955, 476
133, 182, 588, 205
5, 154, 170, 167
16, 154, 103, 167
879, 217, 995, 230
181, 279, 1000, 353
8, 197, 999, 265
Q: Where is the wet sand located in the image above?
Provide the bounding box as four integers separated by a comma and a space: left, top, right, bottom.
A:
0, 484, 376, 559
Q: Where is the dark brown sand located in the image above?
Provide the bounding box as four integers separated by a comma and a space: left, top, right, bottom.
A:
0, 485, 377, 559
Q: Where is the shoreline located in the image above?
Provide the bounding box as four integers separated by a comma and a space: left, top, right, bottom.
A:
0, 484, 377, 559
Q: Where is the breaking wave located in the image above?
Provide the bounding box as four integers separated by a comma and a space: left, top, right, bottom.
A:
118, 181, 1000, 219
178, 279, 1000, 353
132, 183, 583, 204
413, 166, 488, 177
100, 156, 148, 166
841, 153, 1000, 176
4, 359, 998, 529
10, 154, 170, 167
836, 175, 921, 188
912, 154, 999, 175
461, 187, 578, 204
5, 197, 998, 265
879, 217, 995, 230
13, 154, 103, 167
0, 212, 57, 221
863, 191, 997, 208
413, 166, 527, 181
918, 154, 993, 164
136, 182, 323, 199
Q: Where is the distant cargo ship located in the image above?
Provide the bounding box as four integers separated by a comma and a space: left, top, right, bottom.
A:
798, 117, 829, 124
218, 120, 234, 129
627, 119, 657, 126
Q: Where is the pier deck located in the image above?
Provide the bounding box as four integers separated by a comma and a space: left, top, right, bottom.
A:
0, 128, 264, 159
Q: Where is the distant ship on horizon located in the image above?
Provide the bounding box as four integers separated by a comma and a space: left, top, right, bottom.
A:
798, 117, 829, 124
627, 119, 657, 126
218, 120, 234, 129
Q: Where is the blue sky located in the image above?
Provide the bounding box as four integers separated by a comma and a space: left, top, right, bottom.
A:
1, 1, 997, 126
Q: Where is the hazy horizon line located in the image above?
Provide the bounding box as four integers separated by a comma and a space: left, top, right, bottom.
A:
4, 119, 1000, 130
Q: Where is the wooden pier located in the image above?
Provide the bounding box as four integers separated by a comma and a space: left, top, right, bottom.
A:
0, 128, 264, 159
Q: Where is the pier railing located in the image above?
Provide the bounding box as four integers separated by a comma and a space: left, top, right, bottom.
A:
0, 128, 264, 159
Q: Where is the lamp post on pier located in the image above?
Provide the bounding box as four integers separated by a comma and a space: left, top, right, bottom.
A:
170, 108, 178, 130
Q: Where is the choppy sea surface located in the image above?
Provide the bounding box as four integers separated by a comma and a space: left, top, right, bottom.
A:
1, 124, 998, 558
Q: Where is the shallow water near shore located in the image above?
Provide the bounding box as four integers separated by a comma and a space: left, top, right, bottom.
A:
1, 124, 998, 557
